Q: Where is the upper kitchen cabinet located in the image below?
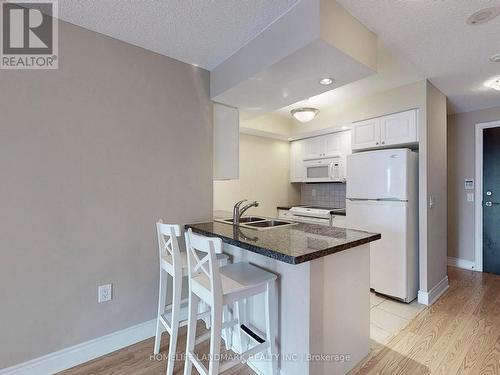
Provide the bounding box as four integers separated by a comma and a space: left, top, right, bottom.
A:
290, 140, 305, 183
303, 131, 351, 160
213, 103, 239, 180
380, 110, 418, 146
290, 130, 351, 182
351, 109, 418, 151
210, 0, 376, 118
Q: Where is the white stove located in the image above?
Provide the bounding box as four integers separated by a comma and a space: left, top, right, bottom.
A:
286, 206, 346, 226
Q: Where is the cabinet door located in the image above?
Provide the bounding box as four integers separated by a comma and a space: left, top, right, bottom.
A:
290, 140, 305, 182
351, 118, 381, 150
380, 110, 418, 146
303, 136, 325, 160
324, 133, 342, 157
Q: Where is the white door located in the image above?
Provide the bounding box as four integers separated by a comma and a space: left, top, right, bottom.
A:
351, 118, 381, 150
303, 137, 325, 159
380, 110, 418, 146
290, 140, 305, 182
346, 200, 408, 299
346, 149, 409, 200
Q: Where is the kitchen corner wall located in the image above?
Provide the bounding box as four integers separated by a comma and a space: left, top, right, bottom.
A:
448, 105, 500, 263
214, 134, 300, 217
0, 21, 212, 368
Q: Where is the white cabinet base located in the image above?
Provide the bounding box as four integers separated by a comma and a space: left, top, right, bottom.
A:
223, 243, 370, 375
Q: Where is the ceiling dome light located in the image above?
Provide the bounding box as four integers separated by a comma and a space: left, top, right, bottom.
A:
291, 107, 319, 122
485, 77, 500, 91
319, 77, 334, 86
490, 53, 500, 63
467, 7, 500, 25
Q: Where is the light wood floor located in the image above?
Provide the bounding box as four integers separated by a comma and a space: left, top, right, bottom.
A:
353, 266, 500, 374
61, 267, 500, 374
59, 322, 255, 375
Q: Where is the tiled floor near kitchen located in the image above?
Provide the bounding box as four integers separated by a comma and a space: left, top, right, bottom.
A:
369, 292, 425, 346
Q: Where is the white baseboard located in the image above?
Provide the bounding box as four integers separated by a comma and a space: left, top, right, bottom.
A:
418, 276, 449, 306
448, 256, 476, 271
0, 319, 156, 375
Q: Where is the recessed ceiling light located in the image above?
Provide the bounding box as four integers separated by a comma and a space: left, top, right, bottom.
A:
484, 76, 500, 91
467, 7, 500, 25
291, 107, 319, 123
341, 125, 349, 130
490, 54, 500, 63
319, 78, 334, 86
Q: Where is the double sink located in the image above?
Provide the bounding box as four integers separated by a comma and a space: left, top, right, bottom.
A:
216, 216, 297, 230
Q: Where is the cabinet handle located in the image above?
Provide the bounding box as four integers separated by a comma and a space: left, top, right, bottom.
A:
381, 141, 385, 145
376, 142, 379, 145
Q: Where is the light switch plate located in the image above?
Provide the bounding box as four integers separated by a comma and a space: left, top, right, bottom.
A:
465, 179, 474, 190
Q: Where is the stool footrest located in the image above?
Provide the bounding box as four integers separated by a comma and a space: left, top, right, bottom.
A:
240, 324, 265, 344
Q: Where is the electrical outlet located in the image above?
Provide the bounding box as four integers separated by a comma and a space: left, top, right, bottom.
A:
98, 284, 112, 303
467, 193, 474, 202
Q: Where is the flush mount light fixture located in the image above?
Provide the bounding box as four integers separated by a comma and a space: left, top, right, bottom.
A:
319, 77, 334, 86
484, 76, 500, 91
490, 53, 500, 63
467, 7, 500, 25
291, 107, 319, 122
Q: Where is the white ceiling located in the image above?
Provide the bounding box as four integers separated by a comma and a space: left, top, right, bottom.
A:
336, 0, 500, 114
275, 41, 424, 117
57, 0, 299, 70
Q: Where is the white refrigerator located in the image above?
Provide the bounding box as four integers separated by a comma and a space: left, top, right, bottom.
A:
346, 149, 418, 302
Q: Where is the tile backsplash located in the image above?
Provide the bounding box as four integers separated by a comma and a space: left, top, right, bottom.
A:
301, 183, 346, 208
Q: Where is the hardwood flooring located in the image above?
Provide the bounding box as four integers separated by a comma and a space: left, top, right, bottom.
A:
59, 322, 255, 375
62, 267, 500, 374
353, 266, 500, 374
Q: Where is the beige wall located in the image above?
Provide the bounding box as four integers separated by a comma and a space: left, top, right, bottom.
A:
448, 106, 500, 262
0, 22, 212, 368
214, 134, 300, 217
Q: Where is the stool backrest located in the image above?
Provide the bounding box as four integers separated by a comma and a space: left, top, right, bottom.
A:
156, 220, 182, 273
184, 228, 223, 302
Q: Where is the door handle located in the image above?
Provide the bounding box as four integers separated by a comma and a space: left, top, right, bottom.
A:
485, 201, 500, 207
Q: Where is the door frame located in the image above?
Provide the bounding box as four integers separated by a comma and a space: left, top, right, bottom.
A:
475, 120, 500, 272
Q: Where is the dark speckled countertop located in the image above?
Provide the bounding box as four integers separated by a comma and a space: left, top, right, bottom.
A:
185, 221, 380, 265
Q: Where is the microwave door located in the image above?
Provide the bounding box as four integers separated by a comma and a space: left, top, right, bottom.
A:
306, 163, 330, 182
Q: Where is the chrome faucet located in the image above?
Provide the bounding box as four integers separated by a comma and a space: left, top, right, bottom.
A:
233, 199, 259, 225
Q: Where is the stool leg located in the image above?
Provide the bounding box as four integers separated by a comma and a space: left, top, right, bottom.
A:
166, 271, 182, 375
234, 300, 244, 354
154, 268, 168, 354
208, 302, 223, 375
184, 291, 200, 375
265, 282, 278, 375
222, 304, 232, 350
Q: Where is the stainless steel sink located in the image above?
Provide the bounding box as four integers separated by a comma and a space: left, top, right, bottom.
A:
215, 216, 296, 230
244, 220, 296, 229
222, 216, 266, 223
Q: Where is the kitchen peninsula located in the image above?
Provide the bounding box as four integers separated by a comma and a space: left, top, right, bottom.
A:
186, 220, 380, 375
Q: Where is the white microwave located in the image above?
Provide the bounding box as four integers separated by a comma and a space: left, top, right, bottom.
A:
304, 157, 345, 182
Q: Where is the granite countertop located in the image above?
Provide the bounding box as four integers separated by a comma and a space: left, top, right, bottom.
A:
185, 221, 380, 264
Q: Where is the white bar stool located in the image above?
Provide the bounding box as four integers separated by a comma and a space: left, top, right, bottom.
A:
153, 221, 229, 375
184, 228, 278, 375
